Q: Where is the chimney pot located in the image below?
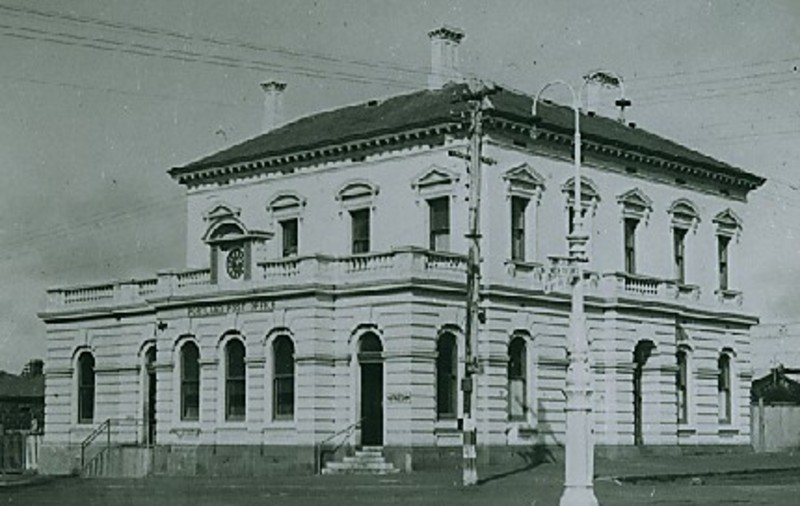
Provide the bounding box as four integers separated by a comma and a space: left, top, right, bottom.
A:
428, 26, 465, 90
260, 80, 287, 132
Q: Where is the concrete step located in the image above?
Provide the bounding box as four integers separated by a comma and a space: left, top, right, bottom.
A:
322, 465, 400, 475
82, 446, 152, 478
344, 455, 387, 463
322, 447, 400, 475
326, 461, 397, 471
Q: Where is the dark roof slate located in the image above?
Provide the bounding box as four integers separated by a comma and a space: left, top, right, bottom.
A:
171, 83, 764, 187
0, 371, 44, 399
174, 86, 469, 173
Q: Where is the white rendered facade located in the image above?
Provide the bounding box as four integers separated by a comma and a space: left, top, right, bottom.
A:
39, 83, 763, 475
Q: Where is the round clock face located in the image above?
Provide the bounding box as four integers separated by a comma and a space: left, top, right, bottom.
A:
226, 247, 245, 279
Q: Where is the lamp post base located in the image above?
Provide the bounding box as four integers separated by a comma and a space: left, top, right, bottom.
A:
559, 486, 599, 506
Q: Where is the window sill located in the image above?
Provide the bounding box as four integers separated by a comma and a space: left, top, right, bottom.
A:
718, 426, 740, 436
715, 289, 743, 305
264, 419, 296, 429
434, 418, 459, 433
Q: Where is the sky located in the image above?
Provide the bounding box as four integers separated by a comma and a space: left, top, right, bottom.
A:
0, 0, 799, 372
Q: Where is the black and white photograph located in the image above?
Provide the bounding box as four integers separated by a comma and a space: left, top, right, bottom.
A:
1, 1, 799, 504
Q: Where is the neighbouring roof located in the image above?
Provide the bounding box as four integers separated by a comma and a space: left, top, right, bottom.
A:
170, 82, 765, 189
752, 368, 800, 405
0, 371, 44, 399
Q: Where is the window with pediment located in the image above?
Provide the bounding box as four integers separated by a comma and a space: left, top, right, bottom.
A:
337, 180, 378, 255
267, 193, 306, 258
617, 189, 653, 275
562, 176, 600, 236
504, 164, 544, 262
713, 209, 741, 291
412, 166, 458, 252
669, 200, 699, 284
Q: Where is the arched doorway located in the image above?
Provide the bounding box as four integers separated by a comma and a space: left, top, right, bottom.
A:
633, 340, 655, 446
358, 333, 383, 447
144, 347, 157, 446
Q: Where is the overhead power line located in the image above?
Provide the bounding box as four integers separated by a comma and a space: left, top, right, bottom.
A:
0, 22, 420, 90
0, 3, 433, 84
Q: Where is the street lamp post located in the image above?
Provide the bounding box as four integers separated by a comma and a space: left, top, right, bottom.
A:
532, 71, 627, 506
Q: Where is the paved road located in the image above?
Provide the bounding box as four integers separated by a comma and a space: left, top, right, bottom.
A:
3, 469, 800, 505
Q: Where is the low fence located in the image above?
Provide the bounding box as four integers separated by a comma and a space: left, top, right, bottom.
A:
751, 402, 800, 452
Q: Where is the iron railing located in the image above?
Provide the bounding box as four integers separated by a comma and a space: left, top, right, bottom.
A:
314, 417, 364, 474
79, 417, 142, 472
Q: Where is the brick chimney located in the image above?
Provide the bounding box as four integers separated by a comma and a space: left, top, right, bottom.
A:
260, 80, 287, 132
428, 26, 465, 89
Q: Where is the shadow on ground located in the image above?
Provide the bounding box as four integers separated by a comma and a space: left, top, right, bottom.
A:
477, 442, 557, 486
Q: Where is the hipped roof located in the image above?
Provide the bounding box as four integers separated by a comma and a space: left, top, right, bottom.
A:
170, 83, 764, 189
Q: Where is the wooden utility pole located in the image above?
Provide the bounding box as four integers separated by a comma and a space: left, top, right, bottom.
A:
461, 81, 495, 487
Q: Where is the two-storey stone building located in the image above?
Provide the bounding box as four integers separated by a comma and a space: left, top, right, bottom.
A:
39, 28, 765, 476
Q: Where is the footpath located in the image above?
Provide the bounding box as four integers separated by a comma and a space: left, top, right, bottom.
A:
2, 450, 800, 490
594, 450, 800, 482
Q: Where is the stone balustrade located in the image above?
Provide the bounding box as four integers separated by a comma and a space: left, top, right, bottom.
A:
42, 247, 740, 314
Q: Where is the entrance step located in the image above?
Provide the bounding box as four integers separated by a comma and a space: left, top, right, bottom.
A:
322, 447, 399, 475
82, 446, 152, 478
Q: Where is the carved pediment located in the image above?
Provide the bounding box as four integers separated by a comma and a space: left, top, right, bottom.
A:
561, 176, 600, 202
336, 179, 379, 202
713, 208, 742, 230
617, 188, 653, 211
267, 192, 306, 212
411, 165, 459, 191
503, 163, 545, 193
669, 199, 700, 230
204, 203, 241, 222
669, 199, 700, 220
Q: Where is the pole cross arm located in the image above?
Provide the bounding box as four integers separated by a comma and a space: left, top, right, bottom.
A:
447, 149, 496, 165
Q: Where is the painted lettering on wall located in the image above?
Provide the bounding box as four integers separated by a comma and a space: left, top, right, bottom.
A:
187, 300, 274, 317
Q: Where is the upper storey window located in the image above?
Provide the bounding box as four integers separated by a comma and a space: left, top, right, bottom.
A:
624, 218, 638, 274
412, 165, 458, 252
713, 209, 741, 292
617, 188, 653, 275
504, 164, 544, 263
281, 219, 299, 257
668, 199, 700, 285
562, 176, 600, 237
428, 197, 450, 251
337, 180, 379, 255
350, 208, 371, 254
267, 193, 306, 258
673, 228, 687, 284
510, 197, 527, 261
